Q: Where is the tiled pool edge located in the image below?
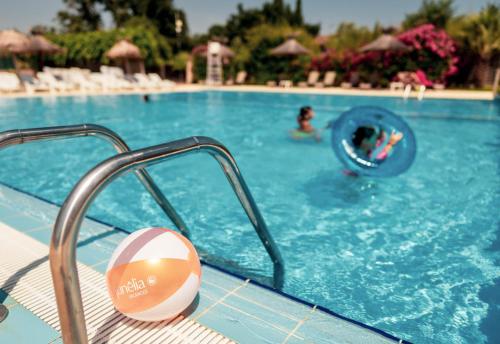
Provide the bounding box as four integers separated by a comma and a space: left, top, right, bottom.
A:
0, 181, 410, 343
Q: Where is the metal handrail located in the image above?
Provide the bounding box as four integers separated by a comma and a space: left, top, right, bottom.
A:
50, 136, 284, 344
0, 124, 189, 237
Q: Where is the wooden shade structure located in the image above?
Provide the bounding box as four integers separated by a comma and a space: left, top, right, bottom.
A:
270, 38, 310, 56
106, 39, 144, 74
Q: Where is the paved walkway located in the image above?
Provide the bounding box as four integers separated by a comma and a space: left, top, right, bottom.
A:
0, 84, 495, 101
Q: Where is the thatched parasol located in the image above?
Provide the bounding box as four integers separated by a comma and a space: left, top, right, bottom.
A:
191, 44, 235, 58
107, 39, 142, 59
106, 39, 144, 74
270, 38, 310, 56
0, 30, 31, 55
359, 34, 409, 52
29, 35, 63, 70
29, 35, 62, 54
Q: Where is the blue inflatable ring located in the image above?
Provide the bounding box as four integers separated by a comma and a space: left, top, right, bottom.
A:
331, 106, 416, 177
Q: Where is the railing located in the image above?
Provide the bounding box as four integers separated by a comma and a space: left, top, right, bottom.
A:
50, 136, 284, 343
0, 124, 189, 237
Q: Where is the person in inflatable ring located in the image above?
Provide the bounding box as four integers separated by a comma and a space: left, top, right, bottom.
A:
352, 126, 403, 160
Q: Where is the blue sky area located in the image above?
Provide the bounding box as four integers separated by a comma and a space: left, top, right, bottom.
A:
0, 0, 492, 34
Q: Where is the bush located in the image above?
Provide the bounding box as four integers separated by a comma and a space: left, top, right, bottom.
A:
397, 24, 458, 82
46, 19, 172, 70
235, 24, 317, 83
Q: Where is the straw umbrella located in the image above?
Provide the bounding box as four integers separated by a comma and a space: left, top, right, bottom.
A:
270, 38, 310, 56
0, 30, 31, 72
358, 34, 410, 86
106, 39, 144, 74
29, 35, 62, 70
359, 34, 409, 52
29, 35, 62, 54
270, 37, 310, 82
0, 30, 31, 54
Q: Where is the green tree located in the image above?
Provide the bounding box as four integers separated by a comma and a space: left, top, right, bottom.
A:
100, 0, 189, 39
262, 0, 291, 25
206, 0, 318, 43
291, 0, 304, 26
47, 18, 172, 70
57, 0, 102, 32
326, 22, 379, 53
236, 24, 317, 83
223, 5, 265, 42
458, 4, 500, 86
403, 0, 454, 29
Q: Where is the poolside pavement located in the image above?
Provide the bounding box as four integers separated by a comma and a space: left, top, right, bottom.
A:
0, 183, 407, 344
0, 84, 495, 101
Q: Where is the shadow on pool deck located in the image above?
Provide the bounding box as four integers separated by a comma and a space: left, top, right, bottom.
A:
0, 229, 117, 305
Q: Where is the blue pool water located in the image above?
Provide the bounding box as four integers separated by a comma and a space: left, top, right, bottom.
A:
0, 91, 499, 343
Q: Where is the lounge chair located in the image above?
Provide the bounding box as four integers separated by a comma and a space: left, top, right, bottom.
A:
0, 72, 22, 92
396, 71, 427, 100
133, 73, 157, 89
340, 72, 359, 89
359, 82, 373, 90
266, 80, 277, 87
148, 73, 175, 88
389, 81, 404, 91
100, 66, 134, 90
235, 71, 247, 85
67, 68, 101, 91
19, 74, 49, 93
279, 80, 293, 88
36, 72, 73, 92
298, 71, 320, 87
316, 71, 336, 87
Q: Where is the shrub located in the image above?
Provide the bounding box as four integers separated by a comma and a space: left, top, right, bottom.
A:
397, 24, 458, 82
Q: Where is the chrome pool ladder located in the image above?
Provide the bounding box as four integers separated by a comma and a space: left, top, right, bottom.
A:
49, 136, 284, 343
0, 124, 189, 237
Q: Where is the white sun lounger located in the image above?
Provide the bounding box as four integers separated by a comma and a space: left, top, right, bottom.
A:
0, 72, 22, 92
18, 74, 50, 93
36, 72, 73, 93
148, 73, 175, 88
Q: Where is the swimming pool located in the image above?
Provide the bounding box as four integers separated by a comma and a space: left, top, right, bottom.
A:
0, 91, 498, 343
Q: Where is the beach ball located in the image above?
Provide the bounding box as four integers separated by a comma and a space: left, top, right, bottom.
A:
106, 227, 201, 321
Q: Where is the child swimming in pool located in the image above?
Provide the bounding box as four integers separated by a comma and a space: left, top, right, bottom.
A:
291, 106, 322, 141
352, 126, 403, 160
297, 106, 315, 133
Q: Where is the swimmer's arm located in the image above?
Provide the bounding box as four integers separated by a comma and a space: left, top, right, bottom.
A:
383, 131, 404, 154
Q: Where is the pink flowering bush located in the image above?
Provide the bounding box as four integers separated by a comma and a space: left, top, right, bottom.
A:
397, 24, 458, 82
310, 49, 337, 72
309, 24, 459, 86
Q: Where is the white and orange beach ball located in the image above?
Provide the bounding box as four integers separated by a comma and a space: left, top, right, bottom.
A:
106, 227, 201, 321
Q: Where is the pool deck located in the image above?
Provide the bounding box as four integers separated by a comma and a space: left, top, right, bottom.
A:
0, 83, 496, 101
0, 183, 409, 344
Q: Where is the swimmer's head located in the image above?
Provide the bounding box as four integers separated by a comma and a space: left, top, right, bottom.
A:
352, 126, 375, 147
299, 106, 314, 120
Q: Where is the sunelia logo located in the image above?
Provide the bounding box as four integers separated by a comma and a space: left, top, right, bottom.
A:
116, 278, 151, 299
